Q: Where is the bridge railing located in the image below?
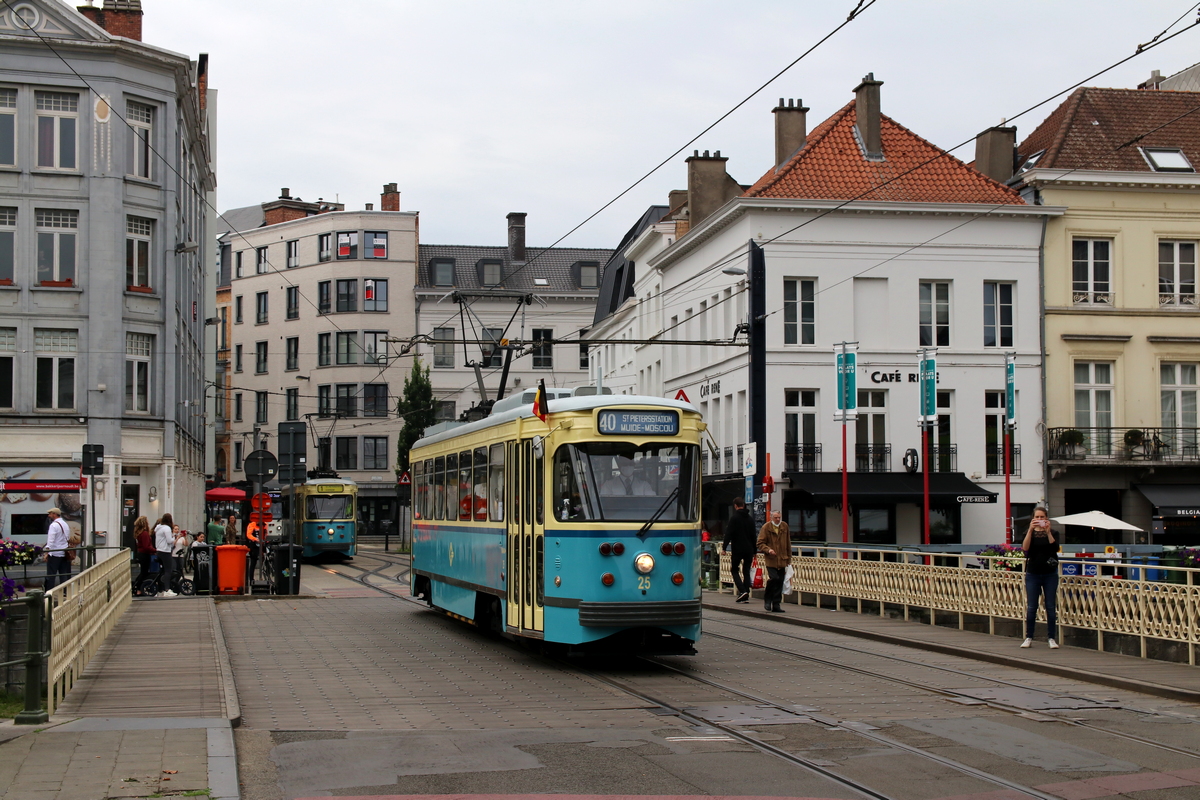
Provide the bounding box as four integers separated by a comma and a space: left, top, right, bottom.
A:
719, 547, 1200, 664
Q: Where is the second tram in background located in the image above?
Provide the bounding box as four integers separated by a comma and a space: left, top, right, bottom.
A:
409, 387, 703, 654
293, 477, 358, 559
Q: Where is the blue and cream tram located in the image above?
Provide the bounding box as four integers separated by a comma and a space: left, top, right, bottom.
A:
294, 478, 358, 559
409, 390, 703, 653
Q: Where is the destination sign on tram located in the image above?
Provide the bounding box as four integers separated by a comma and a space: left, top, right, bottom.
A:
597, 410, 679, 436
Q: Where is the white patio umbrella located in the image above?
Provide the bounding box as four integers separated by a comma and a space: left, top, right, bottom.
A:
1050, 510, 1143, 532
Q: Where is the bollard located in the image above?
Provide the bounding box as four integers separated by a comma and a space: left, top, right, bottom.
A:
14, 590, 48, 724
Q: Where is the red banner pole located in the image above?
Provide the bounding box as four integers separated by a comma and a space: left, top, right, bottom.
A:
1005, 428, 1013, 544
842, 420, 849, 544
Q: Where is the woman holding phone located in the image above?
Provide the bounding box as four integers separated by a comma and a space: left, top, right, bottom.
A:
1021, 507, 1060, 649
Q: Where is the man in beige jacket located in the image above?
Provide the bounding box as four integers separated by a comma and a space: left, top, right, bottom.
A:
756, 509, 790, 613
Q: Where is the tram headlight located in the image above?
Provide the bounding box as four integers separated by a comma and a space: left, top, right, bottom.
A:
327, 527, 334, 535
634, 553, 655, 574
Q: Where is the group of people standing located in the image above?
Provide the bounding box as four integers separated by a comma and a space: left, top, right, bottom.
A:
722, 499, 791, 613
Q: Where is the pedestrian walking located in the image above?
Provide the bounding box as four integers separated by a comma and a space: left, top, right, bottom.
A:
225, 514, 240, 546
1021, 507, 1059, 649
756, 509, 790, 613
44, 507, 72, 589
206, 513, 225, 546
722, 497, 757, 603
133, 516, 154, 592
154, 513, 177, 597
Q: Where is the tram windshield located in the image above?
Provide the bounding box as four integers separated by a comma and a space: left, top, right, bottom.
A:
306, 495, 353, 521
553, 443, 699, 522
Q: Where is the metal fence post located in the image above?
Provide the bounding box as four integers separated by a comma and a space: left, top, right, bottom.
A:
14, 590, 48, 725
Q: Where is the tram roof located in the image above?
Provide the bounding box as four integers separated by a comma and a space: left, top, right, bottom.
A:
412, 394, 697, 450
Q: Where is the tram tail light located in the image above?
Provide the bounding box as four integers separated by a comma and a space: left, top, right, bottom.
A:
601, 572, 615, 586
612, 542, 625, 555
660, 542, 673, 556
599, 542, 612, 556
672, 572, 684, 585
673, 542, 686, 555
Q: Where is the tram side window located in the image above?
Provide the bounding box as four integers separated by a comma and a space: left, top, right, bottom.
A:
535, 444, 544, 525
458, 450, 472, 521
423, 459, 433, 520
445, 454, 457, 521
510, 441, 520, 526
413, 461, 423, 519
488, 443, 505, 522
434, 456, 445, 520
473, 446, 488, 521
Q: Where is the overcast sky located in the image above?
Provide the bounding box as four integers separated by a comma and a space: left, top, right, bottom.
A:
143, 0, 1200, 249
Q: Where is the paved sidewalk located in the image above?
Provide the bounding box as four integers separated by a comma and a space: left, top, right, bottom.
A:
0, 597, 240, 800
702, 588, 1200, 701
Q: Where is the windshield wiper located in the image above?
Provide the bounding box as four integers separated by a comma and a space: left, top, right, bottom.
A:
637, 486, 679, 538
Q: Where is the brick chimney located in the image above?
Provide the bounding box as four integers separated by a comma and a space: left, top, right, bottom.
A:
507, 212, 527, 263
773, 98, 809, 171
381, 183, 400, 211
854, 73, 884, 160
77, 0, 143, 41
686, 150, 742, 229
262, 189, 319, 226
974, 126, 1017, 184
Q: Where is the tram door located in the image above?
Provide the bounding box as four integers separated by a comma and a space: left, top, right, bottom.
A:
506, 438, 544, 634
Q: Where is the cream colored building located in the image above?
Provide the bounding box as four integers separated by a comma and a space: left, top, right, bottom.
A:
1014, 86, 1200, 545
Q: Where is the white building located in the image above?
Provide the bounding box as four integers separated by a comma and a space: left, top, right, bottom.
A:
221, 185, 417, 532
415, 213, 612, 421
588, 77, 1061, 546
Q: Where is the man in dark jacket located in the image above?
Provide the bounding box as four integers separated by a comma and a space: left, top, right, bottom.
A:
722, 498, 757, 603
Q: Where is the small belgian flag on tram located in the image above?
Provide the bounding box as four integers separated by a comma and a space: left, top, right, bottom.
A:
532, 379, 550, 422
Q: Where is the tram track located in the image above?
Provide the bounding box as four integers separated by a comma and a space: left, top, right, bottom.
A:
700, 615, 1200, 762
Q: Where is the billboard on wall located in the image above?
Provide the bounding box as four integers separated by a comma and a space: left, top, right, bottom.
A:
0, 465, 83, 545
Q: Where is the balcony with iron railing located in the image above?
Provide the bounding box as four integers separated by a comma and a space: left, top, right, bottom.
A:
927, 443, 957, 473
985, 444, 1022, 477
1072, 290, 1114, 306
855, 443, 891, 473
1047, 427, 1200, 464
784, 443, 822, 473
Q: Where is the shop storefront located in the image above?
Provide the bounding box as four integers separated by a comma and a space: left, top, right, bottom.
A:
1137, 484, 1200, 546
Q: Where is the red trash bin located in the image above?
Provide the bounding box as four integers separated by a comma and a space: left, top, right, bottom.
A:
215, 544, 250, 595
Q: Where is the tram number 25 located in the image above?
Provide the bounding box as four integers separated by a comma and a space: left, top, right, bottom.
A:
638, 576, 652, 591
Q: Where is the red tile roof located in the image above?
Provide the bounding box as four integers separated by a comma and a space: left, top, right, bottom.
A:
744, 102, 1025, 205
1017, 87, 1200, 171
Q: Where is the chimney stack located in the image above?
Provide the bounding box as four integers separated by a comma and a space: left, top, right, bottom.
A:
507, 212, 527, 263
974, 126, 1017, 184
280, 188, 291, 199
854, 73, 884, 160
77, 0, 143, 41
365, 203, 374, 211
686, 150, 737, 229
381, 183, 400, 211
773, 98, 809, 171
1138, 69, 1165, 90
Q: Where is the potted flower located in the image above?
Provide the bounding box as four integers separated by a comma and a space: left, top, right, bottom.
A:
1123, 428, 1145, 459
1059, 428, 1086, 458
976, 543, 1025, 571
0, 539, 44, 613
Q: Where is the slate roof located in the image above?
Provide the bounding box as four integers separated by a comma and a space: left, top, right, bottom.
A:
1016, 87, 1200, 172
214, 204, 265, 240
417, 244, 614, 294
744, 101, 1025, 205
593, 205, 668, 324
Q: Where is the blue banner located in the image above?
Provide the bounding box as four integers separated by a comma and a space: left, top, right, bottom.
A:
597, 410, 679, 436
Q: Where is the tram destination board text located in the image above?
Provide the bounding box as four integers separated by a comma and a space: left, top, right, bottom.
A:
597, 410, 679, 436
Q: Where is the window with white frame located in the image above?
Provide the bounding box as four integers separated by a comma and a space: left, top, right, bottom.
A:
364, 383, 388, 417
336, 384, 357, 417
985, 390, 1017, 476
579, 342, 589, 370
34, 328, 75, 409
255, 391, 268, 424
363, 437, 388, 470
286, 239, 298, 268
255, 246, 268, 274
364, 278, 387, 311
317, 385, 331, 417
336, 331, 358, 365
1072, 239, 1112, 304
126, 216, 152, 289
1161, 363, 1198, 431
234, 251, 243, 278
532, 329, 552, 369
363, 330, 387, 364
255, 341, 268, 374
125, 332, 152, 412
0, 327, 14, 408
234, 343, 243, 373
919, 281, 950, 346
317, 332, 331, 366
35, 91, 77, 170
482, 327, 503, 368
256, 291, 268, 324
337, 231, 358, 260
286, 336, 299, 371
318, 233, 332, 262
35, 209, 77, 284
1141, 147, 1194, 172
335, 437, 357, 470
0, 207, 14, 283
365, 231, 387, 259
1158, 240, 1197, 307
126, 100, 154, 179
234, 295, 243, 323
286, 286, 299, 319
286, 387, 299, 421
783, 279, 815, 345
983, 282, 1013, 347
0, 89, 15, 167
1074, 362, 1114, 431
784, 389, 818, 471
433, 327, 454, 368
436, 400, 456, 421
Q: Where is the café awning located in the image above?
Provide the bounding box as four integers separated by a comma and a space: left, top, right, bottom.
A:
787, 472, 996, 505
205, 487, 246, 501
1135, 484, 1200, 517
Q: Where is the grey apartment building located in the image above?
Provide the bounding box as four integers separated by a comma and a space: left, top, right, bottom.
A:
0, 1, 215, 549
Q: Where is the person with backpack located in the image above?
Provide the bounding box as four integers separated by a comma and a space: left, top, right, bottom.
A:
154, 513, 177, 597
44, 507, 72, 588
722, 497, 757, 603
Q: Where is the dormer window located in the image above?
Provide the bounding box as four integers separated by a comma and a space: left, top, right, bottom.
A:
578, 262, 599, 289
431, 259, 455, 287
478, 259, 502, 287
1018, 150, 1044, 173
1141, 147, 1194, 172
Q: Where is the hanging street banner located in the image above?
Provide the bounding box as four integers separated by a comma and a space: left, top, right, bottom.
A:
919, 352, 938, 423
1005, 354, 1016, 430
835, 346, 857, 421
